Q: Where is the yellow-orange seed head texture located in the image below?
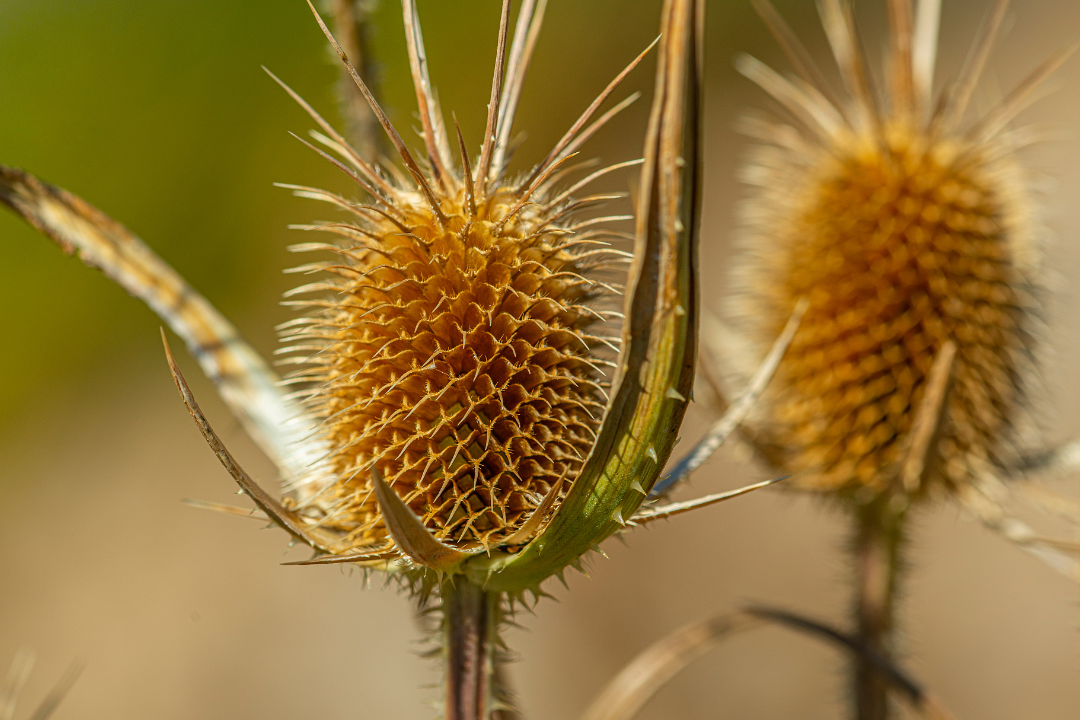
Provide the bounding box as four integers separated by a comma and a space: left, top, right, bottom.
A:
726, 0, 1060, 497
283, 180, 617, 552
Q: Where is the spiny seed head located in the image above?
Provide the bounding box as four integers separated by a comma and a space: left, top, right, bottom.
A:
284, 179, 613, 552
726, 0, 1062, 499
275, 1, 641, 560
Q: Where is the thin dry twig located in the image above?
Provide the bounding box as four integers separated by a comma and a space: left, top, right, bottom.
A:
580, 612, 764, 720
650, 298, 806, 498
745, 607, 956, 720
329, 0, 383, 159
582, 606, 958, 720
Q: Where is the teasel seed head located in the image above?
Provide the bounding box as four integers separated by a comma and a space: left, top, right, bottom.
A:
724, 0, 1071, 500
284, 124, 614, 554
252, 0, 703, 592
0, 0, 707, 598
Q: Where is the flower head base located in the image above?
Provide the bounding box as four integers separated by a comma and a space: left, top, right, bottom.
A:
725, 0, 1070, 499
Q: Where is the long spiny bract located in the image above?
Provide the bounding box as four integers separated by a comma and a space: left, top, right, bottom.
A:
727, 0, 1062, 498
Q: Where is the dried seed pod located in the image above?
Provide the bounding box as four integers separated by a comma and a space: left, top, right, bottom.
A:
1, 0, 710, 598
723, 0, 1070, 499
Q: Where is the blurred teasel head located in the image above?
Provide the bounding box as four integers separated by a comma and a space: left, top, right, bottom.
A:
0, 0, 711, 600
718, 0, 1073, 504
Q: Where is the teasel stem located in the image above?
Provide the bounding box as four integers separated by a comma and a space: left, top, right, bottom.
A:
443, 580, 503, 720
852, 495, 907, 720
328, 0, 382, 159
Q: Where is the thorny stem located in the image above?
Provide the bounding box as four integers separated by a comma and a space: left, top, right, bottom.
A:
329, 0, 382, 159
852, 496, 907, 720
443, 581, 502, 720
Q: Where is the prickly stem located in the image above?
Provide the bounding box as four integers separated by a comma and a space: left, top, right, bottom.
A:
852, 496, 907, 720
443, 581, 501, 720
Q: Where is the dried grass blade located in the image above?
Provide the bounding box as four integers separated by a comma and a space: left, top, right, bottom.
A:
960, 480, 1080, 580
745, 606, 958, 720
0, 649, 35, 720
1008, 440, 1080, 480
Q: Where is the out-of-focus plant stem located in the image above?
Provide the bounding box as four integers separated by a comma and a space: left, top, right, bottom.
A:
852, 497, 907, 720
328, 0, 383, 159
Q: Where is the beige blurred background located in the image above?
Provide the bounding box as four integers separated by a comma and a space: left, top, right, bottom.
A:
1, 0, 1079, 718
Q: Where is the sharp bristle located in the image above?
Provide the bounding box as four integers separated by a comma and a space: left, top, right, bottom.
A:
402, 0, 453, 190
454, 116, 477, 219
264, 66, 395, 197
751, 0, 844, 113
288, 131, 385, 204
305, 0, 448, 226
476, 0, 514, 198
493, 0, 549, 177
969, 43, 1078, 142
520, 36, 658, 192
937, 0, 1010, 130
736, 54, 843, 141
818, 0, 879, 131
887, 0, 915, 115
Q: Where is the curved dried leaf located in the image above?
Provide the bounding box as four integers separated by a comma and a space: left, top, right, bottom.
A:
162, 332, 338, 552
371, 466, 477, 570
0, 166, 321, 484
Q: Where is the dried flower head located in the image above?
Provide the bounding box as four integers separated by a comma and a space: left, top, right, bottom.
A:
722, 0, 1072, 500
0, 0, 712, 600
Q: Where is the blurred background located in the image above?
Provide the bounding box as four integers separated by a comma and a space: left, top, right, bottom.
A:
1, 0, 1079, 717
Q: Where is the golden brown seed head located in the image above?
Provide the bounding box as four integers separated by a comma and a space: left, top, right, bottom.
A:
727, 1, 1051, 499
285, 179, 613, 552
